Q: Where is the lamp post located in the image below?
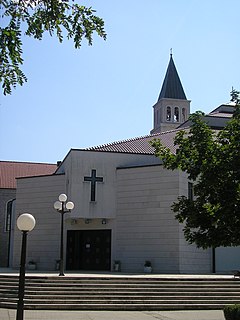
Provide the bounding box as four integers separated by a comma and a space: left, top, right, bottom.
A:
54, 194, 74, 276
16, 213, 36, 320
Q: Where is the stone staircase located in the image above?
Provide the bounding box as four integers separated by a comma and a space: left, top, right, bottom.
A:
0, 275, 240, 310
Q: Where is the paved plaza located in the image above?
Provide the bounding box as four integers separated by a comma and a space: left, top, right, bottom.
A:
0, 309, 225, 320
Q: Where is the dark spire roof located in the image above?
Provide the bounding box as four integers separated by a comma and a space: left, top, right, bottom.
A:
158, 54, 187, 101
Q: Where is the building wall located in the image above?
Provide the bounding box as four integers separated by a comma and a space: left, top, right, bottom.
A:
0, 188, 15, 267
60, 150, 161, 220
115, 165, 181, 273
178, 172, 212, 273
12, 174, 66, 270
12, 151, 160, 271
11, 150, 214, 273
61, 151, 162, 272
179, 228, 212, 274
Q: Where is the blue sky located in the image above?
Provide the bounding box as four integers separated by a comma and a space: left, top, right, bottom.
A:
1, 0, 239, 163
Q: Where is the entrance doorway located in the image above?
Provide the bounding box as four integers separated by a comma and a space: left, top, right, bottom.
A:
66, 230, 111, 271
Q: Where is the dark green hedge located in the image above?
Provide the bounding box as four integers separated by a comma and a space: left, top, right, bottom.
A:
224, 305, 240, 320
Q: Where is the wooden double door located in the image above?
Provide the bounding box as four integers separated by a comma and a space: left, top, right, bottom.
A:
66, 230, 111, 271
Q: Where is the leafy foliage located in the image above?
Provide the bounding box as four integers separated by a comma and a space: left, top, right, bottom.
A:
151, 90, 240, 249
224, 304, 240, 320
0, 0, 106, 95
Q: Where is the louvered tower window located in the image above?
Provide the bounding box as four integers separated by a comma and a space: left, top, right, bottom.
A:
174, 107, 179, 122
166, 106, 171, 121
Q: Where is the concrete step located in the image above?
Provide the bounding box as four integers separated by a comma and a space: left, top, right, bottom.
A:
0, 296, 240, 304
4, 291, 240, 296
1, 276, 238, 282
0, 301, 231, 311
1, 275, 240, 311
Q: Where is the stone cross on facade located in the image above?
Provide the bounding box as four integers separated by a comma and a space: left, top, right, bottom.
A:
84, 169, 103, 201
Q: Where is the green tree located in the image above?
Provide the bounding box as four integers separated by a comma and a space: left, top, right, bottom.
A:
0, 0, 106, 95
151, 90, 240, 249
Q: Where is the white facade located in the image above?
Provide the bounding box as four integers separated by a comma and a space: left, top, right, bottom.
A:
12, 149, 212, 273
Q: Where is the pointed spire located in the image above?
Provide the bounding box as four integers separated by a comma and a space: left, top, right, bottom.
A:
158, 54, 187, 101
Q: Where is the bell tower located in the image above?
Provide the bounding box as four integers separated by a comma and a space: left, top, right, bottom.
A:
151, 54, 191, 134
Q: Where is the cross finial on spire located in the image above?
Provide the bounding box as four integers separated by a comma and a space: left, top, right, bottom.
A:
170, 48, 173, 57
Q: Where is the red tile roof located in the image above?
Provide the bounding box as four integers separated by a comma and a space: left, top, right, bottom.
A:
0, 161, 57, 189
87, 129, 183, 155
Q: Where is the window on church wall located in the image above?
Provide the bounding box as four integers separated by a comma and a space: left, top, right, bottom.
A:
182, 108, 186, 122
188, 182, 194, 201
166, 106, 171, 122
5, 199, 15, 232
156, 110, 159, 124
174, 107, 179, 122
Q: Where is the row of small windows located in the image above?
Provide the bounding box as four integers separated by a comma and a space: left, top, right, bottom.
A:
166, 106, 186, 123
155, 106, 187, 125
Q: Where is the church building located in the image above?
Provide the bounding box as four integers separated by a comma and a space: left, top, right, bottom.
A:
11, 55, 239, 274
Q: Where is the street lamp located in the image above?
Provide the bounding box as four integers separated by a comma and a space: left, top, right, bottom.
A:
16, 213, 36, 320
54, 193, 74, 276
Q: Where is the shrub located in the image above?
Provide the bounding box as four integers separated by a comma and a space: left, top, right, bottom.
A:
144, 260, 152, 267
224, 305, 240, 320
